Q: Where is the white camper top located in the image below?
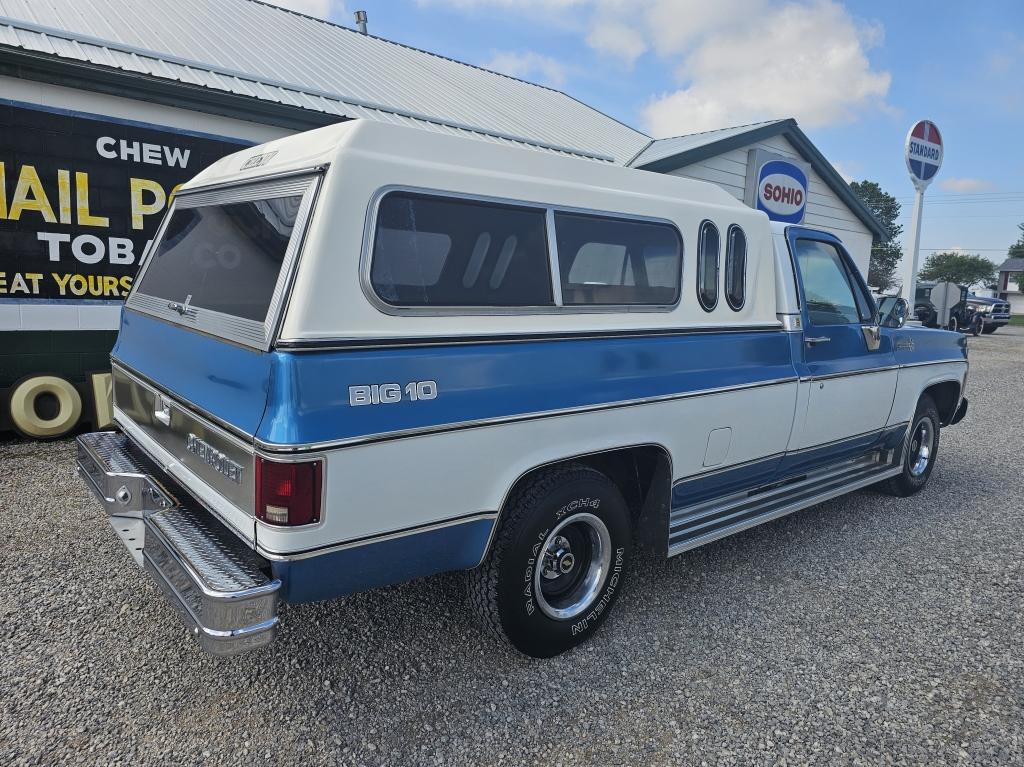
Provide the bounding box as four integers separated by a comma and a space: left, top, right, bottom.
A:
182, 121, 780, 343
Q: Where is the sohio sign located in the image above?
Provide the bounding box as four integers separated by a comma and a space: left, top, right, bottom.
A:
745, 149, 811, 224
757, 160, 808, 222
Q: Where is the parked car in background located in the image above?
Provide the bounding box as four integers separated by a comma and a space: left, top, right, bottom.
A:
965, 295, 1012, 334
915, 281, 977, 332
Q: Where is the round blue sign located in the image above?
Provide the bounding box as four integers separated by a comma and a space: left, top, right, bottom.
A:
756, 160, 808, 224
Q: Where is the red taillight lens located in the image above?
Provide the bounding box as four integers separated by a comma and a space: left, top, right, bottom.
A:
255, 457, 322, 526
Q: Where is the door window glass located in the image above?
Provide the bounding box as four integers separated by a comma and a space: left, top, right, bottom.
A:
794, 239, 862, 325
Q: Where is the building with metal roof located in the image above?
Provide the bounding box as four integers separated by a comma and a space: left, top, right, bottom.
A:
0, 0, 895, 437
0, 0, 882, 334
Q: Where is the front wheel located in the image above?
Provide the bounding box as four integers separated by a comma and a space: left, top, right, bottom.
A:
982, 325, 998, 335
468, 464, 631, 658
880, 395, 940, 497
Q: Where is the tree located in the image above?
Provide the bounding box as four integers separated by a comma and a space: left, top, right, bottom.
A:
918, 252, 996, 287
850, 180, 903, 290
1009, 222, 1024, 259
1009, 223, 1024, 292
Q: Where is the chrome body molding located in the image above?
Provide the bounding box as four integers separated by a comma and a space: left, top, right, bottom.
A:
668, 450, 903, 557
253, 376, 800, 453
111, 362, 256, 513
799, 358, 966, 383
274, 323, 786, 351
256, 511, 499, 561
174, 164, 330, 198
111, 359, 254, 442
800, 364, 900, 382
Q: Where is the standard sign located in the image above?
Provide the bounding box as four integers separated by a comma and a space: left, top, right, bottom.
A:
905, 120, 943, 188
745, 149, 811, 225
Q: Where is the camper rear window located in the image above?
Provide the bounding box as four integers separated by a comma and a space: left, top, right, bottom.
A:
370, 192, 553, 307
136, 195, 301, 322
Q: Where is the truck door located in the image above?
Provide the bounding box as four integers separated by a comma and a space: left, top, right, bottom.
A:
786, 229, 897, 451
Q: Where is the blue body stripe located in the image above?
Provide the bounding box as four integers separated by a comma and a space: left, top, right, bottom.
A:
272, 518, 494, 603
672, 422, 908, 511
259, 330, 796, 445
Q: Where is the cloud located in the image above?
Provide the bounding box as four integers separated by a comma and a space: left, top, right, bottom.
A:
586, 21, 648, 66
421, 0, 891, 136
938, 177, 996, 193
416, 0, 585, 8
642, 0, 891, 136
267, 0, 345, 20
831, 160, 860, 184
485, 51, 570, 87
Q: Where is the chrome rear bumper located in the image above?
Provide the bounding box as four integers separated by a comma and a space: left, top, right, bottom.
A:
76, 431, 280, 656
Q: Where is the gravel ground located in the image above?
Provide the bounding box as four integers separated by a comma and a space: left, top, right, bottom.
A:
2, 328, 1022, 766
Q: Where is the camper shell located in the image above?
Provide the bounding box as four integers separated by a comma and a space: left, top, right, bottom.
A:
77, 121, 968, 656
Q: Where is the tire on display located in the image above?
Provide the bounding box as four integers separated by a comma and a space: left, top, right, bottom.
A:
469, 464, 631, 658
880, 394, 940, 497
7, 374, 83, 439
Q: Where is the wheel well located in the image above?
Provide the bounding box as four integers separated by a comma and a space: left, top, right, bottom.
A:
502, 445, 673, 556
923, 380, 961, 425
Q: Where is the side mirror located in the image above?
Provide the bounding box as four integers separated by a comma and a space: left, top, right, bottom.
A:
882, 298, 908, 329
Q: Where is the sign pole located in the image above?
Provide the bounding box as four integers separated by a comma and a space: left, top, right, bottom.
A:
902, 185, 925, 303
901, 119, 943, 307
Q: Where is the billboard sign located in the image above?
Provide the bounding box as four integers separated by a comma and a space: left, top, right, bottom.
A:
0, 101, 248, 302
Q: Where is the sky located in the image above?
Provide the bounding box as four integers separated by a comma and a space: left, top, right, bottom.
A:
273, 0, 1023, 270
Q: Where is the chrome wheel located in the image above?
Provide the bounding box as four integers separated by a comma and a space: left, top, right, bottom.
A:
908, 419, 934, 477
534, 512, 612, 620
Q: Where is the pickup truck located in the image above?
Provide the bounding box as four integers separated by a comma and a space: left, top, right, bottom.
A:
965, 295, 1012, 334
77, 121, 969, 658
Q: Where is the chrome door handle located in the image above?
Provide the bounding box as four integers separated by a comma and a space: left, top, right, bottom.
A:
805, 336, 831, 346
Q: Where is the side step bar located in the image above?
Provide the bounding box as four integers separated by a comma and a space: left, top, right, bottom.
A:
668, 450, 902, 556
77, 431, 280, 656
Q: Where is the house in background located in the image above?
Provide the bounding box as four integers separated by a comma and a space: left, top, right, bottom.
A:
996, 258, 1024, 314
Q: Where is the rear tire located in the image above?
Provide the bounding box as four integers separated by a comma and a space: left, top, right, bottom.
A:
468, 464, 631, 658
881, 395, 940, 497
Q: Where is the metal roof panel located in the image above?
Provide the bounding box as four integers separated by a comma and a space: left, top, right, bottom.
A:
0, 0, 649, 162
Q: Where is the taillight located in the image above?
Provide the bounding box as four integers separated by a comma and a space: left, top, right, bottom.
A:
255, 457, 322, 526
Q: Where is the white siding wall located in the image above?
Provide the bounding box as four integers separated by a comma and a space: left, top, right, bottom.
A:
666, 134, 874, 278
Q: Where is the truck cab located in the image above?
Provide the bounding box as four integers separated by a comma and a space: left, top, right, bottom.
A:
77, 121, 968, 658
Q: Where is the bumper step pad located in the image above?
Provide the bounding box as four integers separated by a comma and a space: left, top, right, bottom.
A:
77, 431, 280, 655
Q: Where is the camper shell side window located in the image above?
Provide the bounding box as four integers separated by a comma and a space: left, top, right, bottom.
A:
365, 188, 684, 313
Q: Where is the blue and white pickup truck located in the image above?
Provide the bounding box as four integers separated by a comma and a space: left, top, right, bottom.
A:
77, 121, 969, 658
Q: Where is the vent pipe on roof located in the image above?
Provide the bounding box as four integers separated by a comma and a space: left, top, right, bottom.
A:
354, 10, 368, 34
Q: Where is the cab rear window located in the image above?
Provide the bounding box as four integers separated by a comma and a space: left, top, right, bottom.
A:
135, 195, 302, 322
